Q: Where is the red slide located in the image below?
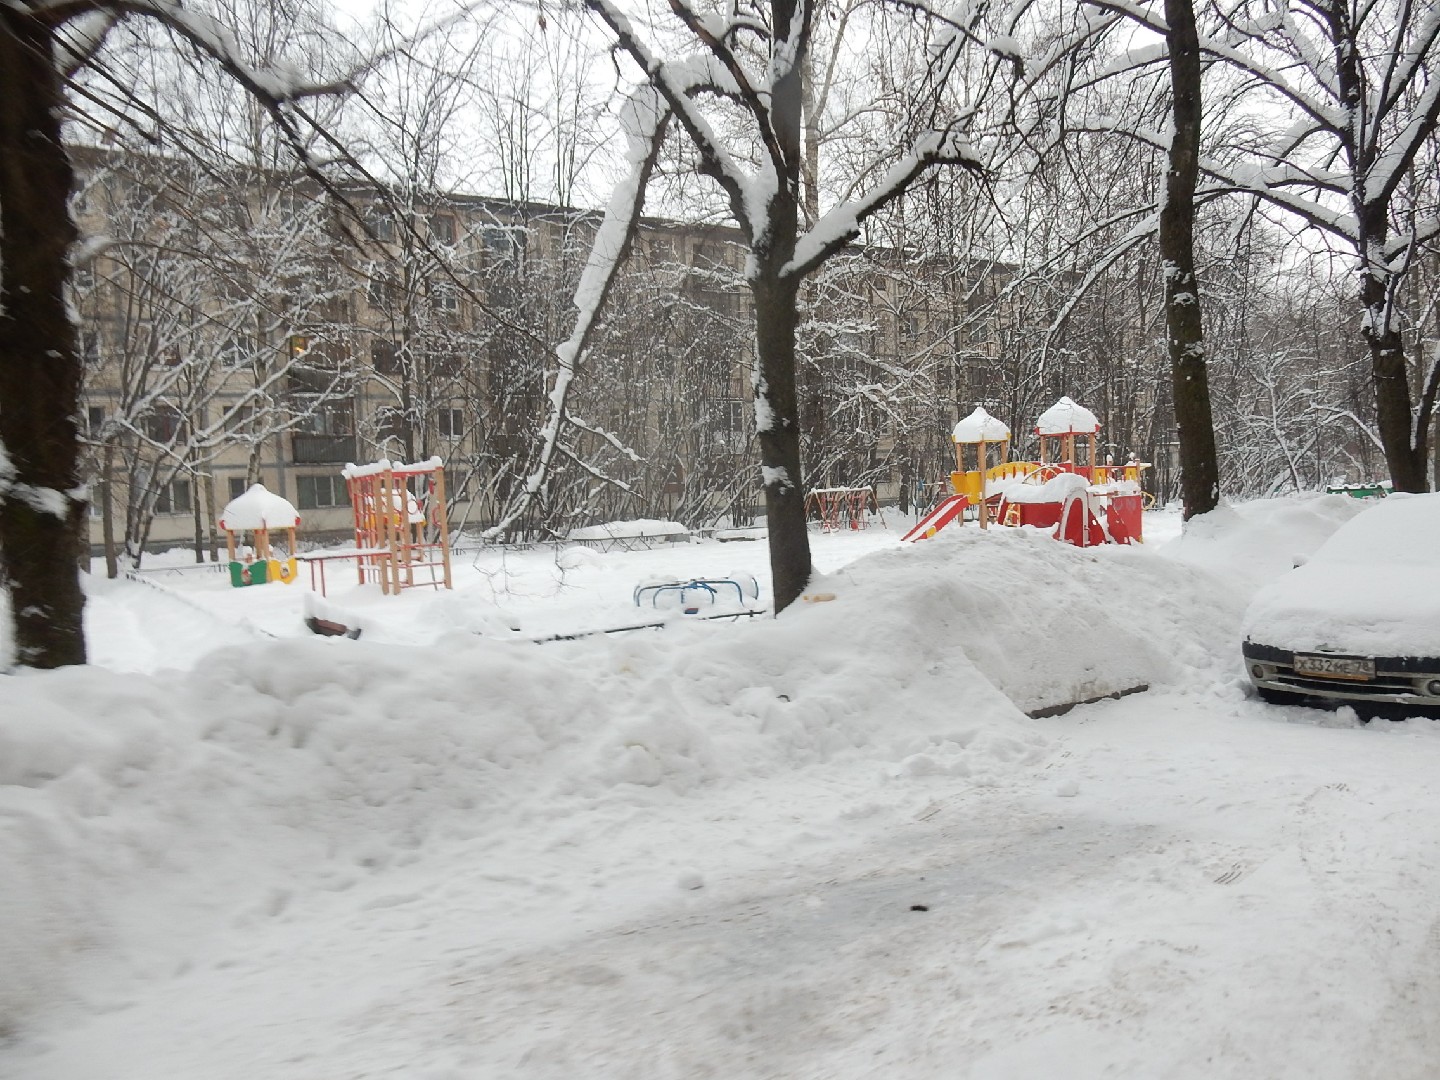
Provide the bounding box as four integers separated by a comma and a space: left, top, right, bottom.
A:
901, 494, 970, 542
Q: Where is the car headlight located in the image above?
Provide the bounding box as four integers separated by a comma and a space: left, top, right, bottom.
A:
1425, 678, 1440, 697
1251, 665, 1267, 680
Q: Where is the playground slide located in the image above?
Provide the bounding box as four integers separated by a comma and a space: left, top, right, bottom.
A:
901, 494, 970, 542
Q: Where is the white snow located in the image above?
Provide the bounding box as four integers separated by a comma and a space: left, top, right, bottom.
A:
4, 497, 1440, 1079
565, 518, 689, 541
1242, 492, 1440, 655
1001, 469, 1091, 504
1034, 395, 1101, 435
341, 456, 442, 479
951, 404, 1011, 443
215, 483, 299, 531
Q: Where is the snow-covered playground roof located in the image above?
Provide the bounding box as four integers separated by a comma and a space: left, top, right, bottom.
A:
952, 406, 1011, 444
1035, 396, 1100, 436
218, 484, 300, 532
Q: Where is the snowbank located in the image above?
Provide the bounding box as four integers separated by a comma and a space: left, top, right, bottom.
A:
1162, 493, 1364, 589
0, 497, 1359, 1044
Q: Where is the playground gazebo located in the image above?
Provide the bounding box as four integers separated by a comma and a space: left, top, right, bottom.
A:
218, 483, 300, 587
1035, 396, 1101, 469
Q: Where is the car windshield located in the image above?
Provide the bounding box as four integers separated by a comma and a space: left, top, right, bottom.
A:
1311, 495, 1440, 568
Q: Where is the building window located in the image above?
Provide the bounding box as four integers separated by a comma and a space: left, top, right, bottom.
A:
481, 225, 524, 259
693, 241, 728, 267
141, 408, 181, 443
228, 476, 248, 500
294, 399, 353, 436
85, 405, 105, 437
155, 479, 193, 515
430, 213, 456, 244
220, 336, 248, 362
712, 399, 748, 452
437, 408, 464, 439
295, 474, 349, 510
80, 330, 101, 364
376, 406, 408, 444
432, 284, 459, 313
225, 403, 256, 432
371, 339, 401, 375
366, 273, 399, 307
287, 334, 313, 362
428, 350, 462, 378
313, 291, 352, 323
366, 208, 394, 243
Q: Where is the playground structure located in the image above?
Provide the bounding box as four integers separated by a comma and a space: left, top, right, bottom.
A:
902, 397, 1149, 547
345, 457, 453, 594
300, 457, 454, 597
805, 487, 882, 532
218, 484, 300, 588
634, 573, 762, 615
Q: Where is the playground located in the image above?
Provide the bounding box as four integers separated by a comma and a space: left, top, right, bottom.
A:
83, 412, 1174, 669
901, 396, 1150, 546
82, 499, 914, 668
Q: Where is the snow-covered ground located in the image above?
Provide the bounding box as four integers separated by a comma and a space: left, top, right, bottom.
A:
5, 497, 1440, 1079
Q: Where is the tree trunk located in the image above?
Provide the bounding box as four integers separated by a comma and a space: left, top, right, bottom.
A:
1160, 0, 1220, 519
0, 12, 88, 667
1328, 3, 1431, 494
751, 0, 814, 615
800, 50, 820, 228
191, 472, 205, 562
101, 444, 119, 579
204, 470, 220, 561
1358, 239, 1428, 491
752, 272, 812, 613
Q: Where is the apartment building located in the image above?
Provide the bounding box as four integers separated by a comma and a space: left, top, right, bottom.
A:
71, 149, 1017, 560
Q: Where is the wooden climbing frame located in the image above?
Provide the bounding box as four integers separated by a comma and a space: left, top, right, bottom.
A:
341, 457, 454, 595
805, 487, 881, 532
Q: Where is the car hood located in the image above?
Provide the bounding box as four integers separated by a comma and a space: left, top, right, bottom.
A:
1242, 561, 1440, 657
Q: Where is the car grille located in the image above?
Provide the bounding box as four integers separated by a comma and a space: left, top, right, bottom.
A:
1243, 641, 1440, 703
1269, 671, 1419, 697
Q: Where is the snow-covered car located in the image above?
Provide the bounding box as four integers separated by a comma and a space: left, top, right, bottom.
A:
1242, 493, 1440, 713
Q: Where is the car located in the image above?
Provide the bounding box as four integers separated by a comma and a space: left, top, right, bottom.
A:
1242, 492, 1440, 715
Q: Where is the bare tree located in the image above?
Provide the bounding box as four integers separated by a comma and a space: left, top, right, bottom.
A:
1, 0, 351, 667
1079, 0, 1440, 492
517, 0, 1053, 613
1157, 0, 1219, 516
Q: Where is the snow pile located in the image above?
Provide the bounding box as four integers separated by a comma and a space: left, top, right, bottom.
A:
0, 559, 1031, 1031
566, 518, 690, 541
216, 484, 299, 531
952, 405, 1010, 443
1001, 470, 1091, 504
1034, 395, 1100, 435
0, 496, 1361, 1049
1162, 493, 1364, 589
1242, 492, 1440, 655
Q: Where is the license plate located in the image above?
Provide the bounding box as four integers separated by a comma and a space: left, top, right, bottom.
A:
1293, 654, 1375, 681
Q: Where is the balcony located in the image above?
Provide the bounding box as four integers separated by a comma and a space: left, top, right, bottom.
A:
292, 434, 356, 464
